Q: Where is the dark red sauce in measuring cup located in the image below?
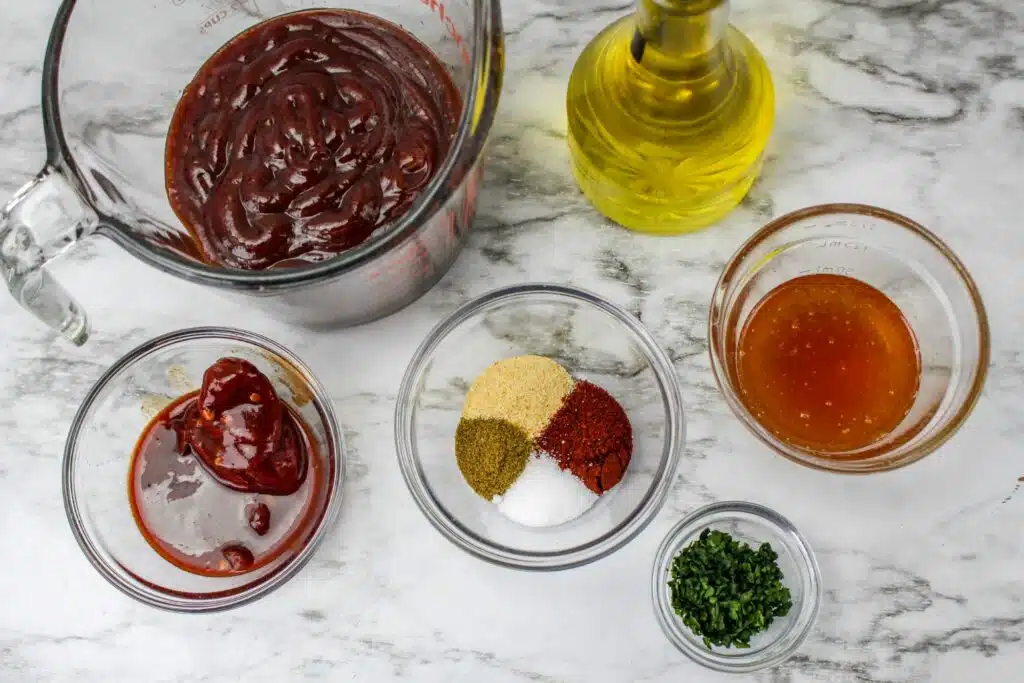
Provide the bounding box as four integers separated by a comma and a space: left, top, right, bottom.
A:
165, 9, 462, 270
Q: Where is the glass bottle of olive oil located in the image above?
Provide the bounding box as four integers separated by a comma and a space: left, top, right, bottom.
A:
566, 0, 774, 233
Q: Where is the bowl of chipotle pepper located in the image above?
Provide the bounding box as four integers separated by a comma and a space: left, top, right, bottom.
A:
63, 327, 344, 612
396, 284, 686, 570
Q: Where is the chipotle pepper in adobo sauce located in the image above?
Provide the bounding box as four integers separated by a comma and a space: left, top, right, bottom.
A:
129, 358, 323, 576
164, 9, 462, 270
188, 358, 307, 495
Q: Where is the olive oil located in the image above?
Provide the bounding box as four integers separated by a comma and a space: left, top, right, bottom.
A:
566, 0, 774, 233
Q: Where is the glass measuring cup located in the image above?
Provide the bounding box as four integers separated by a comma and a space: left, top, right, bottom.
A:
708, 204, 990, 473
0, 0, 503, 345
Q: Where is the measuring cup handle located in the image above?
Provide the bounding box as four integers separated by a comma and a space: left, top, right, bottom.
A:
0, 168, 98, 345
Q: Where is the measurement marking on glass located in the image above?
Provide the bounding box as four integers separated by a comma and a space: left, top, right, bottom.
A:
196, 0, 250, 33
174, 0, 472, 63
419, 0, 471, 64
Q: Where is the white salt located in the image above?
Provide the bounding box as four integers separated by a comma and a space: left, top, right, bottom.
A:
494, 451, 598, 527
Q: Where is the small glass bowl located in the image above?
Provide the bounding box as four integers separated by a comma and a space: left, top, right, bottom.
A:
652, 501, 821, 673
709, 203, 990, 473
395, 283, 685, 570
62, 327, 345, 612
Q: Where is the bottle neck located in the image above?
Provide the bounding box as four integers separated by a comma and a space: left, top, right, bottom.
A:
631, 0, 730, 74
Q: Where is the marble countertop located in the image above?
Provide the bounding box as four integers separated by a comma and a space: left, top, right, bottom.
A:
2, 0, 1022, 681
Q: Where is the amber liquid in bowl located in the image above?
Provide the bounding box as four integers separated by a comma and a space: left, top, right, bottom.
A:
736, 274, 921, 455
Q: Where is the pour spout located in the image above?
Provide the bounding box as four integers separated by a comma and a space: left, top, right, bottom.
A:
633, 0, 730, 67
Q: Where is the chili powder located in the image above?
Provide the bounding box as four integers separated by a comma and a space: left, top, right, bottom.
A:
537, 381, 633, 494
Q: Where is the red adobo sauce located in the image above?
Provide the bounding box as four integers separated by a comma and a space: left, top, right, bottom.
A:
165, 9, 462, 270
129, 358, 323, 576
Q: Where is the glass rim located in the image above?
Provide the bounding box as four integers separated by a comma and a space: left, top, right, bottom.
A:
707, 202, 991, 474
61, 326, 346, 613
41, 0, 503, 291
651, 500, 822, 673
394, 283, 686, 570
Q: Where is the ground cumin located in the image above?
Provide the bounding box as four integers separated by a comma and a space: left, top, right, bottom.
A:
455, 418, 532, 500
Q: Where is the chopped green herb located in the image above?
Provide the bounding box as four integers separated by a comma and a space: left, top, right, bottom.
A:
668, 528, 793, 650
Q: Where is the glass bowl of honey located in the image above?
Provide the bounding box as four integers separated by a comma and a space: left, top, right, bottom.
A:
709, 204, 989, 473
62, 327, 345, 612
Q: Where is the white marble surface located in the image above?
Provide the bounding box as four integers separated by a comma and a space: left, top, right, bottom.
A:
2, 0, 1022, 681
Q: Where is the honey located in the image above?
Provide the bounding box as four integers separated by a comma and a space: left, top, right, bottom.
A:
736, 274, 921, 454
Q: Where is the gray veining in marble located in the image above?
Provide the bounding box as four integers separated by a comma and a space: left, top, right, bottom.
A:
1, 0, 1022, 681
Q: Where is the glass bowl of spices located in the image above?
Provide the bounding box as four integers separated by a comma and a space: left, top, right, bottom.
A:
63, 327, 345, 612
652, 501, 822, 673
396, 284, 685, 570
709, 204, 989, 473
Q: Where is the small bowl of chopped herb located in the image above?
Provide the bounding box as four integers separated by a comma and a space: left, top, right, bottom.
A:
652, 501, 821, 672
